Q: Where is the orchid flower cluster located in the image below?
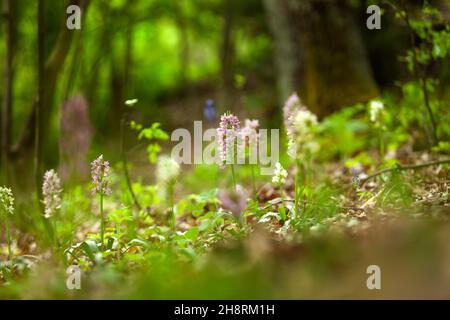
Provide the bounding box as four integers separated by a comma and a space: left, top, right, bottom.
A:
283, 93, 319, 161
283, 93, 320, 219
217, 113, 262, 165
241, 119, 260, 145
216, 113, 262, 195
0, 186, 14, 216
91, 154, 111, 251
369, 100, 385, 126
240, 118, 260, 163
217, 113, 241, 166
91, 154, 111, 196
42, 170, 62, 219
0, 186, 14, 262
272, 162, 288, 185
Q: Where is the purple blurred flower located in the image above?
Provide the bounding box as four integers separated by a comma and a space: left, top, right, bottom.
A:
350, 164, 367, 188
217, 113, 241, 165
241, 119, 259, 142
239, 119, 260, 158
218, 184, 248, 217
91, 155, 111, 196
59, 94, 92, 182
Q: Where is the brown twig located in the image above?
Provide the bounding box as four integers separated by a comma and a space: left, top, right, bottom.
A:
360, 159, 450, 185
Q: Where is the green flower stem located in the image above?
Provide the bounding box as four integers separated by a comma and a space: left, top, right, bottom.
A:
294, 174, 299, 220
251, 165, 257, 198
6, 220, 12, 262
230, 164, 237, 191
116, 223, 121, 261
51, 219, 62, 262
100, 193, 105, 251
279, 182, 286, 220
379, 130, 385, 163
168, 182, 175, 231
294, 160, 302, 220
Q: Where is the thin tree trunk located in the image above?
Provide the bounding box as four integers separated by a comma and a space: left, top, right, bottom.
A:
124, 20, 133, 88
110, 55, 125, 136
35, 0, 45, 200
173, 0, 189, 92
219, 0, 234, 108
11, 0, 87, 160
84, 2, 110, 113
263, 0, 299, 105
62, 18, 85, 102
1, 0, 15, 183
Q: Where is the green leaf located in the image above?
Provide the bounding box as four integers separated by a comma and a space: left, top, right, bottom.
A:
128, 238, 151, 249
79, 240, 99, 261
185, 227, 199, 240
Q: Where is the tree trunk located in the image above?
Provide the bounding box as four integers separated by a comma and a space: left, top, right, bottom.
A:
173, 0, 190, 92
263, 0, 300, 106
265, 0, 379, 116
109, 19, 134, 139
1, 0, 16, 183
219, 0, 235, 108
35, 0, 45, 192
11, 0, 87, 160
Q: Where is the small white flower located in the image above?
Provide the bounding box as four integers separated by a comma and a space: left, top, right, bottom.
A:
272, 162, 288, 185
369, 100, 384, 123
156, 155, 180, 184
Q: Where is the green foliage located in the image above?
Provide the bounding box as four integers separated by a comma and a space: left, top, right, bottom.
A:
376, 172, 413, 209
130, 121, 169, 163
404, 5, 450, 70
319, 104, 368, 160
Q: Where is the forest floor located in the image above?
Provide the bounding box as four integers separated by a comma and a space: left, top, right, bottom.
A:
1, 146, 449, 299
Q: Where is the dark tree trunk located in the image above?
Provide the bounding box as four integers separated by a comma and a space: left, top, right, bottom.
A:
11, 0, 87, 160
1, 0, 16, 183
265, 0, 379, 116
35, 0, 46, 194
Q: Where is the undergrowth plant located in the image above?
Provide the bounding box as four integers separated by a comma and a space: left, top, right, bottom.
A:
283, 93, 320, 221
91, 155, 111, 251
387, 0, 450, 147
217, 113, 241, 191
0, 187, 14, 272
